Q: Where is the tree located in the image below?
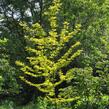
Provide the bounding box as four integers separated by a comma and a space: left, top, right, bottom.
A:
58, 0, 109, 68
0, 38, 19, 98
16, 0, 82, 106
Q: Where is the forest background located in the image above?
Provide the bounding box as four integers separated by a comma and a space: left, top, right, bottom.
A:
0, 0, 109, 109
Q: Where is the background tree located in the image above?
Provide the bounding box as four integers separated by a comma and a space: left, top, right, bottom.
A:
59, 0, 109, 68
0, 38, 19, 100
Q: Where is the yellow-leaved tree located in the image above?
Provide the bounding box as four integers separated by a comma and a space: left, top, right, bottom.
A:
16, 0, 82, 106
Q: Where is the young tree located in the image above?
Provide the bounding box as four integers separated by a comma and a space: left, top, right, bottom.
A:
16, 0, 82, 105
